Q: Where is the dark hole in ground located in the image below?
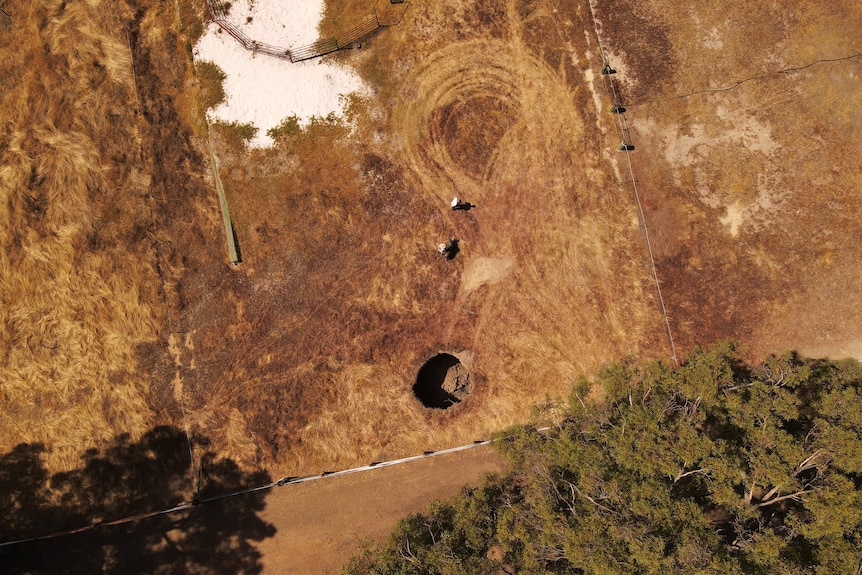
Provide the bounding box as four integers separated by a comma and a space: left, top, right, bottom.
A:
413, 353, 462, 409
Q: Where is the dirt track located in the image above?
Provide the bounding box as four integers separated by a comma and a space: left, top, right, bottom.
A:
255, 444, 507, 574
4, 0, 861, 565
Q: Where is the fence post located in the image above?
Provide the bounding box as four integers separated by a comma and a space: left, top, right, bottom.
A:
208, 145, 241, 265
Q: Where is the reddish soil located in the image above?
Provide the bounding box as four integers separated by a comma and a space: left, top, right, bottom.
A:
173, 0, 668, 478
4, 0, 861, 568
593, 0, 862, 360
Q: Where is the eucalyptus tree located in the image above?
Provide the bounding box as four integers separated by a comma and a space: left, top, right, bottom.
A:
345, 344, 862, 575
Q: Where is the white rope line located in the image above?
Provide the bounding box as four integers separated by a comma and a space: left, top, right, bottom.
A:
619, 117, 678, 362
2, 1, 692, 554
0, 428, 550, 548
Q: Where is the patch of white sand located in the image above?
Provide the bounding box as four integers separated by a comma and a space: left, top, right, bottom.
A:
194, 0, 367, 147
719, 202, 744, 236
461, 256, 515, 294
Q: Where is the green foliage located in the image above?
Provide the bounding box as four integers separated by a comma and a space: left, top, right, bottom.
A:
196, 60, 227, 111
346, 344, 862, 574
212, 120, 258, 151
307, 112, 346, 134
266, 112, 350, 148
343, 492, 500, 575
267, 115, 301, 141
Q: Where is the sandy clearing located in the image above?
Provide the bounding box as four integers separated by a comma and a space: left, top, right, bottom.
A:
461, 256, 515, 294
194, 0, 367, 147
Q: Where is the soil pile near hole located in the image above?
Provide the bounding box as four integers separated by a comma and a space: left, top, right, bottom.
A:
413, 353, 472, 409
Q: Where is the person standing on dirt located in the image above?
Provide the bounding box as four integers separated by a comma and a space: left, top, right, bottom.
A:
451, 197, 474, 211
438, 238, 459, 260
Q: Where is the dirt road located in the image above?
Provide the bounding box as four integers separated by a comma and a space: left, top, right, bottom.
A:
255, 444, 508, 574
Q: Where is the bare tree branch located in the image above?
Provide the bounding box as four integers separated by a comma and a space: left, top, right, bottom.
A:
760, 360, 790, 386
641, 386, 652, 406
425, 522, 437, 545
803, 423, 820, 447
573, 391, 586, 410
568, 481, 619, 515
723, 382, 755, 393
399, 538, 419, 564
673, 468, 709, 483
744, 479, 756, 504
755, 489, 813, 508
760, 485, 781, 502
794, 450, 830, 476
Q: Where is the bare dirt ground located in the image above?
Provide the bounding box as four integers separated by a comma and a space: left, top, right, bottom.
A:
255, 444, 507, 574
189, 0, 667, 477
592, 0, 862, 360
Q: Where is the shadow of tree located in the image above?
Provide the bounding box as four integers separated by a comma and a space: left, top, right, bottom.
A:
0, 426, 276, 574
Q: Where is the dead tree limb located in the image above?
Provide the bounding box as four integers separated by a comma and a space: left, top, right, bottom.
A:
568, 481, 619, 515
755, 489, 813, 508
673, 468, 709, 483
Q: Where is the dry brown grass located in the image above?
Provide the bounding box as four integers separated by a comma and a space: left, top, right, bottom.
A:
320, 0, 376, 38
187, 0, 668, 477
8, 0, 854, 488
0, 0, 164, 471
0, 0, 220, 474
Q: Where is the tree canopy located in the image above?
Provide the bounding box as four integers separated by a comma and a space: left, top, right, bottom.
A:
345, 343, 862, 574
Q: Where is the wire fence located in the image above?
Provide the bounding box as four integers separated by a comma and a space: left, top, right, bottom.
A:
586, 0, 678, 365
206, 0, 383, 63
0, 429, 552, 549
583, 9, 862, 365
0, 0, 692, 553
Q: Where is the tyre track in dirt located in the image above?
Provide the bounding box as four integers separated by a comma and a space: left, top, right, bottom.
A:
392, 38, 584, 218
391, 37, 591, 349
387, 27, 662, 357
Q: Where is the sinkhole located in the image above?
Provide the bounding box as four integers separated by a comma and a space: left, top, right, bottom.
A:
413, 353, 472, 409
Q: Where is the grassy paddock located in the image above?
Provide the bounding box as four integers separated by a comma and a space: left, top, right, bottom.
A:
0, 0, 161, 471
0, 0, 226, 473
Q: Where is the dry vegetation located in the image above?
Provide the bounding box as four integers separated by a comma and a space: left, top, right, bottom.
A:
592, 0, 862, 359
200, 0, 666, 476
1, 0, 160, 471
0, 0, 220, 474
2, 0, 859, 503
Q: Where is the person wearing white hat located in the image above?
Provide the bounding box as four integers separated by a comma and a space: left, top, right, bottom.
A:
437, 238, 459, 260
451, 197, 474, 211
